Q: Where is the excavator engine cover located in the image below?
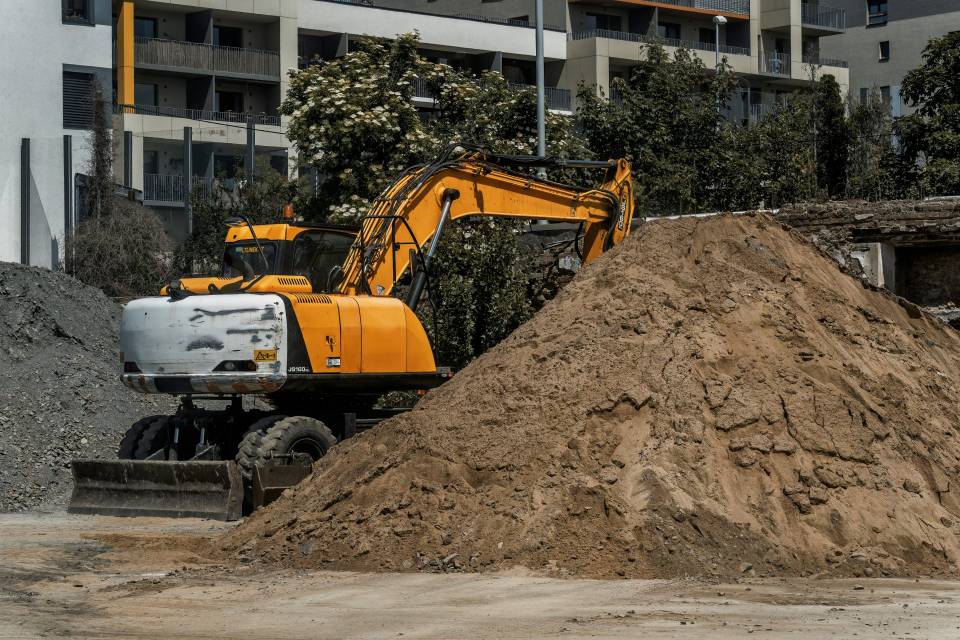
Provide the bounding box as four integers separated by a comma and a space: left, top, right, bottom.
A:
68, 460, 243, 521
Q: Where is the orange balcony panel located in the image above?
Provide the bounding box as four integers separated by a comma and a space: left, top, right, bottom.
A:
571, 0, 750, 20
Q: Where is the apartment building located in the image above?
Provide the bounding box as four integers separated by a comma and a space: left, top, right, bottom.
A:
2, 0, 853, 263
1, 0, 112, 268
563, 0, 850, 125
820, 0, 960, 115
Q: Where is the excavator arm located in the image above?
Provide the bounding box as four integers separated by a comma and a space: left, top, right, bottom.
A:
338, 149, 634, 299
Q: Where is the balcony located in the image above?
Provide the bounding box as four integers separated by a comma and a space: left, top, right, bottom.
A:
570, 30, 751, 57
802, 54, 849, 69
760, 52, 791, 77
135, 37, 281, 80
801, 3, 846, 32
317, 0, 565, 30
115, 103, 281, 127
143, 174, 214, 206
643, 0, 750, 16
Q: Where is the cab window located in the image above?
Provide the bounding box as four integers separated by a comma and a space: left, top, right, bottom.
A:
222, 242, 277, 279
291, 231, 354, 292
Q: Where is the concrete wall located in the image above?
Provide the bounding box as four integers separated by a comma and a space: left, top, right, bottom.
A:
0, 0, 112, 266
896, 246, 960, 306
820, 1, 960, 113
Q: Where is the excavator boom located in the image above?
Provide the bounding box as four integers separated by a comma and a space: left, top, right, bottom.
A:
339, 149, 634, 299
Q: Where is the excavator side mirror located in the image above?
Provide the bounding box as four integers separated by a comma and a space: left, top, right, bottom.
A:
224, 216, 245, 227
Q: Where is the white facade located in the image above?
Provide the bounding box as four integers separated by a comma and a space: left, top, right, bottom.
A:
0, 0, 112, 267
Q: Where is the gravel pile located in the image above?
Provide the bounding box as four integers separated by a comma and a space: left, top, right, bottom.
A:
0, 263, 172, 511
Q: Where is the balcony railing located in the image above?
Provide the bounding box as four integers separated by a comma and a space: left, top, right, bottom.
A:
143, 174, 214, 205
801, 3, 846, 31
647, 0, 750, 15
318, 0, 565, 31
802, 54, 849, 69
412, 79, 571, 112
570, 29, 750, 57
114, 103, 281, 126
135, 37, 281, 78
761, 52, 791, 77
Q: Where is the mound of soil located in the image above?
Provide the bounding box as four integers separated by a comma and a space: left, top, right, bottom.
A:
0, 263, 171, 511
223, 214, 960, 579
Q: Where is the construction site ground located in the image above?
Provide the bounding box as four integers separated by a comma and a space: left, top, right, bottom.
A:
3, 511, 960, 639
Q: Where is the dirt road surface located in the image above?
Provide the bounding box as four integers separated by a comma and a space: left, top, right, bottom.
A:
2, 511, 960, 639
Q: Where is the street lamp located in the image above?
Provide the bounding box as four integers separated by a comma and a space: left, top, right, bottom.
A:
712, 15, 728, 71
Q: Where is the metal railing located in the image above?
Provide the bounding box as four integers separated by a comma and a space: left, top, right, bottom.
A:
570, 30, 750, 57
646, 0, 750, 15
411, 80, 571, 111
802, 54, 849, 68
135, 36, 281, 78
317, 0, 565, 31
801, 3, 846, 31
610, 88, 623, 107
509, 84, 572, 111
761, 52, 791, 76
114, 103, 281, 126
143, 174, 214, 204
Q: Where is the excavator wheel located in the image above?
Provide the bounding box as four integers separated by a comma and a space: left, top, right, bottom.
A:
117, 415, 164, 459
133, 416, 173, 460
235, 415, 336, 513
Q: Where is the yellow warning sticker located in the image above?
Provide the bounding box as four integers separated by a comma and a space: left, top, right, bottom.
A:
254, 349, 277, 362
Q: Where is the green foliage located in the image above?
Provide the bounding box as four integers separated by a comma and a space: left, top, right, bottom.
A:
814, 75, 850, 197
282, 32, 589, 369
846, 91, 905, 200
67, 200, 172, 298
577, 45, 737, 214
896, 31, 960, 196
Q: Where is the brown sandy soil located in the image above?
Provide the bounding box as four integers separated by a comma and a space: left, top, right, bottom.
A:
222, 213, 960, 579
4, 511, 960, 639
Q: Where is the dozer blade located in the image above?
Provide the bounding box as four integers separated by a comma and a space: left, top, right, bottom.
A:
68, 460, 243, 521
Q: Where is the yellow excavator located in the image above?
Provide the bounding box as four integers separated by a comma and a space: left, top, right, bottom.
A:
69, 147, 634, 520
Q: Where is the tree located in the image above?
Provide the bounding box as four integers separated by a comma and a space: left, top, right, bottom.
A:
896, 31, 960, 196
846, 90, 904, 200
577, 44, 739, 215
65, 79, 172, 297
281, 33, 591, 369
813, 75, 849, 197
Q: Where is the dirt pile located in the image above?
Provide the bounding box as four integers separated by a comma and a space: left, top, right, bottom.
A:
223, 214, 960, 579
0, 263, 171, 511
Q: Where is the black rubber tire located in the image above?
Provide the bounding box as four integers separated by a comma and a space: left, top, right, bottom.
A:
258, 416, 337, 463
235, 415, 288, 483
133, 416, 173, 460
117, 415, 164, 459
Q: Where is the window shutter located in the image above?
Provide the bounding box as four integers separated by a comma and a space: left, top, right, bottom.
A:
63, 72, 95, 130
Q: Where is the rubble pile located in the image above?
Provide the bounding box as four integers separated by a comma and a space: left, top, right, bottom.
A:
0, 263, 170, 511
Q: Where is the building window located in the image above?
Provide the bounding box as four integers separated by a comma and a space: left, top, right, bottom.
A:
585, 13, 622, 32
859, 87, 869, 103
699, 28, 716, 46
135, 17, 157, 39
63, 71, 95, 129
867, 0, 887, 26
879, 41, 890, 61
658, 22, 681, 41
62, 0, 92, 25
135, 83, 158, 107
214, 26, 244, 48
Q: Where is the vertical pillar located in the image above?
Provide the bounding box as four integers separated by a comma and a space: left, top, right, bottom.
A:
246, 117, 256, 183
116, 0, 135, 112
183, 127, 193, 236
63, 135, 73, 269
123, 131, 133, 187
21, 138, 30, 265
